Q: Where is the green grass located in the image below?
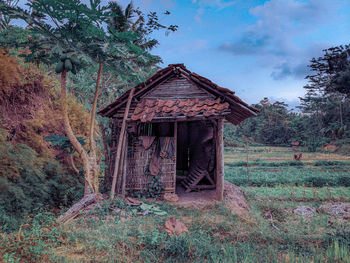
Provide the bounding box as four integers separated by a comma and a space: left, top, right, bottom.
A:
225, 165, 350, 187
1, 202, 349, 263
242, 185, 350, 201
1, 146, 350, 262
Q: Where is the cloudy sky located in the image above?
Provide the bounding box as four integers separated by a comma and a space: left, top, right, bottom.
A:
130, 0, 350, 108
18, 0, 350, 107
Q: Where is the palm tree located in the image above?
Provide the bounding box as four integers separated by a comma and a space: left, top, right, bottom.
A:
108, 1, 159, 53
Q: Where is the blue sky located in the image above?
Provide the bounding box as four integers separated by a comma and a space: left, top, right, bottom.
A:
131, 0, 350, 108
17, 0, 350, 108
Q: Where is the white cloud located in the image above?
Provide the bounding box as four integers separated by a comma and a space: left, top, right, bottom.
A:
193, 0, 236, 22
219, 0, 343, 80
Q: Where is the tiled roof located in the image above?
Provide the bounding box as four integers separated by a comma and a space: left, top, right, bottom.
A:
98, 64, 259, 124
131, 98, 230, 122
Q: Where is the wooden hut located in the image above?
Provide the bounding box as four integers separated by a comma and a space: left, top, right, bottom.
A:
98, 64, 258, 201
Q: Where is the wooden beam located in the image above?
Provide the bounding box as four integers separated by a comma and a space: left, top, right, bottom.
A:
114, 112, 231, 123
215, 118, 224, 201
110, 87, 135, 199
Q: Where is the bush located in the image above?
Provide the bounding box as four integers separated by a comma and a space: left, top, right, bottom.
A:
337, 176, 350, 187
305, 177, 331, 187
0, 138, 83, 232
314, 160, 348, 166
306, 137, 328, 152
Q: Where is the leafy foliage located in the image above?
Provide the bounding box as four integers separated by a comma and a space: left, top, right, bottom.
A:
225, 44, 350, 151
229, 98, 308, 146
0, 129, 83, 232
44, 134, 86, 154
0, 50, 90, 158
0, 48, 22, 92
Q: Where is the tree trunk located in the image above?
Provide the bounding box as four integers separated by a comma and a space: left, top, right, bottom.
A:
84, 62, 104, 194
69, 154, 79, 174
60, 69, 93, 195
89, 62, 103, 153
100, 123, 110, 189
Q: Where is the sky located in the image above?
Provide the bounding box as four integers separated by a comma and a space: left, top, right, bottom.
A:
17, 0, 350, 108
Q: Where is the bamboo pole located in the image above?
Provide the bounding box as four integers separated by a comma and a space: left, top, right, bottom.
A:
116, 131, 126, 195
121, 132, 128, 197
110, 87, 135, 199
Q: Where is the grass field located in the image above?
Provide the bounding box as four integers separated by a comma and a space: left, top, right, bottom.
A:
1, 146, 349, 262
225, 146, 350, 188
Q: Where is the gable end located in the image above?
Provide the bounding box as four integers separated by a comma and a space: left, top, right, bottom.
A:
141, 75, 215, 100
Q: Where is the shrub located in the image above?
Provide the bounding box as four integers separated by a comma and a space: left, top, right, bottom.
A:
337, 176, 350, 187
0, 136, 83, 232
306, 137, 328, 152
306, 177, 332, 187
314, 160, 348, 166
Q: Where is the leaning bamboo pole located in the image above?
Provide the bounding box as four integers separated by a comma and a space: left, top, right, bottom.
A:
110, 87, 135, 199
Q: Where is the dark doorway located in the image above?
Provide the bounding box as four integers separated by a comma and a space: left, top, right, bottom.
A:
176, 121, 216, 194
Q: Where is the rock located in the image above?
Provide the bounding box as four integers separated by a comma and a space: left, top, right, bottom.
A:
164, 217, 188, 236
319, 203, 350, 217
164, 193, 179, 202
294, 206, 315, 217
224, 181, 250, 217
126, 197, 143, 206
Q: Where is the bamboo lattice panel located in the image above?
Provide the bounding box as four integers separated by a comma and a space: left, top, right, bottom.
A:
126, 136, 176, 193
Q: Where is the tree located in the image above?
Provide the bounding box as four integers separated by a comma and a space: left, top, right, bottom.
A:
299, 44, 350, 143
1, 0, 177, 196
0, 0, 18, 30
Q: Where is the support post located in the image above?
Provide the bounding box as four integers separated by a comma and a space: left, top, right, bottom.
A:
116, 131, 127, 195
174, 121, 178, 192
110, 87, 135, 199
215, 118, 224, 201
121, 132, 128, 197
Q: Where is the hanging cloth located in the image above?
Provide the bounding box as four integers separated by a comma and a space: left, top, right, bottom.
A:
139, 136, 156, 150
159, 137, 175, 159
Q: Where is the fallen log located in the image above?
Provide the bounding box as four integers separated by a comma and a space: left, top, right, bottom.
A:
58, 194, 99, 223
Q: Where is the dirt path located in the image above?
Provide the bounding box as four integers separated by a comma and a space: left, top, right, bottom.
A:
173, 181, 250, 217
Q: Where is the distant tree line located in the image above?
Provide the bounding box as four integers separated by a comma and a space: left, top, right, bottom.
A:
226, 44, 350, 151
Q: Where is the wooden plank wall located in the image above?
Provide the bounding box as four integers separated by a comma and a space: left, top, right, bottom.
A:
142, 76, 215, 100
112, 76, 216, 119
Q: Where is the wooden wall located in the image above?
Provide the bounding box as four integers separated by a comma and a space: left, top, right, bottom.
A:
142, 76, 215, 100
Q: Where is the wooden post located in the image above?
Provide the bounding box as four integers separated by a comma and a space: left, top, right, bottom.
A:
215, 118, 224, 201
121, 132, 128, 197
174, 121, 178, 192
116, 131, 127, 195
110, 87, 135, 199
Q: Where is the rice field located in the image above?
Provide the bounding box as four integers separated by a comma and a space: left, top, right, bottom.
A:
224, 146, 350, 190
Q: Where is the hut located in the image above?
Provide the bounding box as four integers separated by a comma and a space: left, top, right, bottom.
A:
98, 64, 258, 201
